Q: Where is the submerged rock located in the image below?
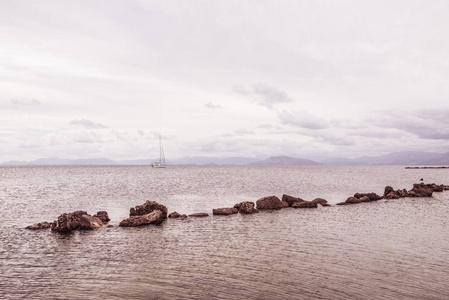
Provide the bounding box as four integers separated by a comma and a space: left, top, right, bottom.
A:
79, 215, 103, 230
26, 221, 52, 230
292, 201, 318, 208
213, 207, 238, 215
130, 200, 168, 219
51, 210, 88, 232
93, 211, 110, 223
282, 194, 305, 207
256, 196, 288, 210
169, 211, 181, 218
119, 210, 165, 227
311, 198, 328, 205
179, 214, 188, 220
238, 201, 258, 214
189, 212, 209, 217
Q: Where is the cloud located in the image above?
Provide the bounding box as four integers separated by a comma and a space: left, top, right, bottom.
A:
11, 99, 41, 106
278, 110, 329, 130
70, 118, 107, 129
233, 83, 293, 108
204, 102, 221, 109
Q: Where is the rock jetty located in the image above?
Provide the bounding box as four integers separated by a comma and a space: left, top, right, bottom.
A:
256, 195, 288, 210
120, 201, 168, 227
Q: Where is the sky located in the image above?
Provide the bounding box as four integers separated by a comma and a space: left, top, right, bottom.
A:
1, 0, 449, 162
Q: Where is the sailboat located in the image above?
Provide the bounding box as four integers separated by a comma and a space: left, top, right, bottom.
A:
152, 134, 166, 168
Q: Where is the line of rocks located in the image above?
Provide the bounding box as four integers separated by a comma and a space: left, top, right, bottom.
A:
26, 182, 449, 232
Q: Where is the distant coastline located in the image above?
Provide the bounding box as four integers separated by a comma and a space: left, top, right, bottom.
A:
405, 166, 449, 169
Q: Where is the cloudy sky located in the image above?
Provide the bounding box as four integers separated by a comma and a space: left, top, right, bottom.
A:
1, 0, 449, 162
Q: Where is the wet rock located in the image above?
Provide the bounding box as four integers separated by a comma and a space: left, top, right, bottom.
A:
189, 213, 209, 217
256, 196, 288, 210
169, 211, 181, 218
311, 198, 328, 205
213, 207, 238, 215
397, 189, 409, 197
321, 203, 331, 207
428, 183, 443, 192
238, 201, 257, 214
26, 221, 52, 230
93, 211, 110, 223
282, 194, 305, 207
354, 193, 383, 201
79, 215, 103, 230
130, 200, 168, 219
292, 201, 318, 208
443, 185, 449, 191
119, 210, 165, 227
107, 225, 114, 228
179, 214, 188, 220
51, 210, 88, 232
233, 203, 242, 210
359, 196, 371, 202
409, 183, 433, 197
384, 186, 401, 199
345, 197, 362, 204
336, 202, 348, 205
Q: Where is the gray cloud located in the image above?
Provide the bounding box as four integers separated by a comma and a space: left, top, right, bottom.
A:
233, 83, 293, 108
70, 118, 107, 129
278, 110, 329, 130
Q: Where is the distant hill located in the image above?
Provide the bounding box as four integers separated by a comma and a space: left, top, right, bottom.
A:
323, 151, 449, 165
172, 156, 259, 165
250, 156, 321, 166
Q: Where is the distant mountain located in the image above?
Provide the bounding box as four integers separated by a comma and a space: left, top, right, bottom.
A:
171, 156, 259, 165
250, 156, 321, 166
323, 151, 449, 165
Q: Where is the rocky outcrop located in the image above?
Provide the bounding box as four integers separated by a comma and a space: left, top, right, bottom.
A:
51, 210, 89, 232
354, 193, 383, 201
384, 186, 401, 199
282, 194, 305, 207
292, 201, 317, 208
179, 214, 188, 220
93, 211, 110, 223
189, 213, 209, 217
336, 197, 362, 205
311, 198, 328, 205
359, 196, 371, 202
213, 207, 238, 215
408, 183, 433, 197
256, 196, 288, 210
119, 210, 165, 227
130, 200, 168, 219
169, 211, 181, 218
427, 183, 443, 192
237, 201, 258, 214
79, 215, 103, 230
26, 221, 52, 230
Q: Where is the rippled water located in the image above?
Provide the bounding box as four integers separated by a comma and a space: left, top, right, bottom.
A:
1, 165, 449, 299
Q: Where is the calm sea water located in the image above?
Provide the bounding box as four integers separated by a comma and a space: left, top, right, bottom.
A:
1, 165, 449, 299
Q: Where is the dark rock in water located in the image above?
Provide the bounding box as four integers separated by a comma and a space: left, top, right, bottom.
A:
443, 185, 449, 191
238, 201, 257, 214
51, 210, 88, 232
256, 196, 288, 210
321, 203, 331, 207
93, 211, 110, 223
359, 196, 371, 202
383, 186, 400, 199
292, 201, 318, 208
409, 183, 433, 197
169, 211, 181, 218
354, 193, 383, 201
233, 203, 242, 210
119, 210, 165, 227
107, 224, 114, 228
345, 197, 362, 204
79, 215, 103, 230
282, 194, 305, 207
189, 212, 209, 217
179, 214, 188, 220
336, 202, 348, 205
311, 198, 328, 205
428, 183, 443, 192
397, 189, 409, 197
130, 200, 168, 219
213, 207, 238, 215
26, 221, 52, 230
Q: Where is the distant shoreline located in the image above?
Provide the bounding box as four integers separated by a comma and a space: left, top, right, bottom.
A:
405, 166, 449, 169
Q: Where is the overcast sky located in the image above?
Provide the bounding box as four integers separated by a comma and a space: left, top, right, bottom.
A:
1, 0, 449, 162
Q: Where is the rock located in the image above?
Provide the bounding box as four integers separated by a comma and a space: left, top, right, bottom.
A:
321, 203, 331, 207
119, 210, 165, 227
443, 185, 449, 191
213, 207, 238, 215
428, 183, 443, 192
107, 225, 114, 228
169, 211, 181, 218
397, 189, 409, 197
282, 194, 305, 207
256, 196, 288, 210
238, 201, 257, 214
409, 183, 433, 197
292, 201, 318, 208
354, 193, 383, 201
189, 213, 209, 217
26, 221, 52, 230
386, 191, 400, 199
345, 197, 362, 204
383, 186, 395, 197
311, 198, 328, 205
179, 214, 188, 220
79, 215, 103, 230
130, 200, 168, 219
93, 211, 110, 223
359, 196, 371, 202
336, 202, 348, 206
233, 203, 242, 209
51, 210, 88, 232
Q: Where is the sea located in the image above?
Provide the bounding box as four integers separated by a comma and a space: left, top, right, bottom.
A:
1, 165, 449, 300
